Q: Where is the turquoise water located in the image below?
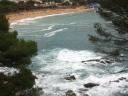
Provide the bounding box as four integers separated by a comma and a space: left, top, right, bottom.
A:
11, 11, 128, 96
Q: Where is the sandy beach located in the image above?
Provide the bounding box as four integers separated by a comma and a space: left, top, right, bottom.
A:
6, 6, 91, 23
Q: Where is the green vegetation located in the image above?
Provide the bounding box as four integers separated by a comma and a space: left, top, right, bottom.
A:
97, 0, 128, 34
98, 0, 128, 14
0, 14, 37, 67
0, 68, 35, 96
112, 16, 128, 34
0, 14, 38, 96
88, 0, 128, 56
0, 0, 18, 13
0, 15, 9, 32
88, 22, 128, 56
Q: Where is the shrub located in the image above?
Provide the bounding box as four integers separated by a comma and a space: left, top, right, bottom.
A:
0, 0, 18, 13
0, 14, 9, 32
0, 15, 37, 66
0, 9, 38, 96
0, 68, 36, 96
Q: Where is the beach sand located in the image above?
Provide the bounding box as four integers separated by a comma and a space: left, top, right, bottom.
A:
6, 6, 91, 23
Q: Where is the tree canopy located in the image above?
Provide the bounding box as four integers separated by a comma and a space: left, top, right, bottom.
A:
0, 15, 37, 66
0, 14, 39, 96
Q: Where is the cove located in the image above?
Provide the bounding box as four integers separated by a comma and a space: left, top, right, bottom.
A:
11, 11, 128, 96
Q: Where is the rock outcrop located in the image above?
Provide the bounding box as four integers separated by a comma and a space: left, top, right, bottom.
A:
66, 90, 76, 96
84, 83, 99, 88
64, 75, 76, 80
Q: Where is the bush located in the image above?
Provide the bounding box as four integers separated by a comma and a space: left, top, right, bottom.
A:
0, 11, 38, 96
0, 32, 17, 51
13, 67, 36, 89
0, 68, 36, 96
98, 0, 128, 14
0, 0, 18, 13
0, 14, 9, 32
0, 15, 37, 66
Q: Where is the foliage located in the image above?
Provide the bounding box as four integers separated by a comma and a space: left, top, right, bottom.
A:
98, 0, 128, 14
88, 23, 128, 56
0, 32, 17, 51
97, 0, 128, 34
0, 68, 36, 96
0, 15, 9, 32
112, 16, 128, 33
88, 0, 128, 57
26, 0, 35, 6
5, 39, 37, 65
0, 14, 38, 96
0, 15, 37, 66
0, 0, 18, 13
13, 67, 36, 89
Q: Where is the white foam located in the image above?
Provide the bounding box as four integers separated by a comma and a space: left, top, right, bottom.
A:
0, 67, 19, 76
84, 73, 128, 84
40, 25, 55, 31
70, 22, 76, 25
85, 73, 128, 96
44, 28, 68, 37
10, 12, 74, 26
31, 48, 128, 96
31, 49, 106, 95
57, 49, 103, 62
11, 18, 37, 26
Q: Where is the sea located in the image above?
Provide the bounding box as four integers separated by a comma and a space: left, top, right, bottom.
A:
11, 11, 128, 96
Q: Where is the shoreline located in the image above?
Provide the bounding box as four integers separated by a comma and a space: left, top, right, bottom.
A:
10, 12, 75, 26
6, 6, 92, 24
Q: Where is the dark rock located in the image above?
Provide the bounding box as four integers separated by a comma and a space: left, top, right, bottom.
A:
66, 90, 76, 96
117, 70, 127, 73
82, 58, 114, 65
110, 77, 127, 83
86, 59, 100, 62
84, 83, 99, 88
118, 77, 126, 80
64, 75, 76, 80
110, 80, 119, 83
100, 60, 106, 64
105, 60, 113, 64
82, 61, 86, 63
83, 94, 89, 96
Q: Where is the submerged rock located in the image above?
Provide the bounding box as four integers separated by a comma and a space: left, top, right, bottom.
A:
118, 77, 126, 80
66, 90, 76, 96
111, 80, 120, 83
110, 77, 127, 83
84, 83, 99, 88
64, 75, 76, 80
81, 57, 115, 65
78, 88, 88, 92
